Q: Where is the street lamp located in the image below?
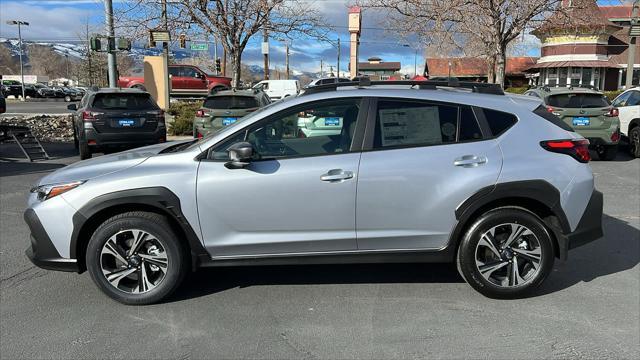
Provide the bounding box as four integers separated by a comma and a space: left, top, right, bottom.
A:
6, 20, 29, 101
403, 44, 418, 77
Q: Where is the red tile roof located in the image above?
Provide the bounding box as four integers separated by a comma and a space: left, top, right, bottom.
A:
426, 57, 538, 77
600, 5, 633, 19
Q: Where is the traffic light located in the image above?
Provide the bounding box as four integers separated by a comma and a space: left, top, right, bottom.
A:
90, 37, 101, 51
179, 33, 186, 49
215, 58, 221, 73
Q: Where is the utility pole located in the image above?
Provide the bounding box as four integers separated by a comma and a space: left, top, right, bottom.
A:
86, 21, 93, 86
626, 1, 639, 89
320, 59, 323, 78
336, 37, 341, 82
285, 41, 290, 80
262, 27, 269, 80
161, 0, 169, 58
6, 20, 28, 100
104, 0, 117, 88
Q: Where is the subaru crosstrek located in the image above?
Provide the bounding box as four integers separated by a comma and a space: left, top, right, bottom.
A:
25, 81, 603, 305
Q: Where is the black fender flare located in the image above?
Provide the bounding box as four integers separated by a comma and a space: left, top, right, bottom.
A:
70, 187, 209, 270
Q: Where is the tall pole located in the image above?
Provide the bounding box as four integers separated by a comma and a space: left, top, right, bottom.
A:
336, 37, 340, 82
214, 36, 218, 75
17, 22, 25, 100
414, 49, 417, 77
320, 59, 323, 78
104, 0, 117, 88
162, 0, 169, 58
263, 28, 269, 80
285, 41, 290, 80
626, 1, 639, 89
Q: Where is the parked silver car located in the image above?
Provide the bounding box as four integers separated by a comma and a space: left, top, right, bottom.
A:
25, 80, 603, 304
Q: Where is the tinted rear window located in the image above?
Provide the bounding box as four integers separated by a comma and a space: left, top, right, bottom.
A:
547, 93, 609, 108
204, 96, 259, 109
483, 109, 518, 136
92, 93, 157, 110
533, 105, 574, 132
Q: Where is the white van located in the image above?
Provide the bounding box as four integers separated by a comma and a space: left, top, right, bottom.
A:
252, 80, 299, 100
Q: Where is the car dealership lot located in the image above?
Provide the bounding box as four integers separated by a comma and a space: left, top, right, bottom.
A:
1, 142, 638, 359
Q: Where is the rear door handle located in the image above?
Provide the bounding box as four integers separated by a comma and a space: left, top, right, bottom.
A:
454, 155, 487, 168
320, 169, 354, 182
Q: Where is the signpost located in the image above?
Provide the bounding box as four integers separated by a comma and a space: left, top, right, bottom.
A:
190, 43, 208, 51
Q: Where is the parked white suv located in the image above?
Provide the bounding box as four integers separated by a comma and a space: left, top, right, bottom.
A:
611, 87, 640, 157
252, 80, 300, 100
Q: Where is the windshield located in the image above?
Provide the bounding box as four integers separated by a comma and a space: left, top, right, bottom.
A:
204, 96, 259, 109
547, 93, 610, 108
92, 93, 158, 110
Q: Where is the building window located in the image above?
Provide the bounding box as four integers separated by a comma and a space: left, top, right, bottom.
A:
620, 69, 640, 87
559, 68, 568, 87
570, 67, 581, 86
581, 68, 592, 87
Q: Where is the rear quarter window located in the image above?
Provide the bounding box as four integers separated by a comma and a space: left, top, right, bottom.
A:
532, 105, 574, 132
483, 108, 518, 136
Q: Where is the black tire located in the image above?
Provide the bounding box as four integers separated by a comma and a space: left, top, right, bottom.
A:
629, 126, 640, 158
86, 211, 188, 305
79, 140, 92, 160
456, 207, 554, 299
73, 127, 79, 150
596, 144, 618, 161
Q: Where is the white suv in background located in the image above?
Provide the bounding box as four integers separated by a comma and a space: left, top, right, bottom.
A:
612, 87, 640, 157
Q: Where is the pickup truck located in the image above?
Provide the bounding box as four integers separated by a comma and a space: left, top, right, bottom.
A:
118, 64, 231, 97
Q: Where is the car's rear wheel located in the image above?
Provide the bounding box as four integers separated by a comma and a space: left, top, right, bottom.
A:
596, 144, 618, 161
629, 126, 640, 158
457, 207, 554, 299
73, 128, 79, 150
86, 211, 187, 305
79, 140, 92, 160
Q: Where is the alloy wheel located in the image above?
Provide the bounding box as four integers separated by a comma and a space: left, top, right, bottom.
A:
474, 223, 542, 288
100, 229, 169, 294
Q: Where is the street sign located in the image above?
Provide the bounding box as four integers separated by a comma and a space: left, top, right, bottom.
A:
190, 43, 208, 51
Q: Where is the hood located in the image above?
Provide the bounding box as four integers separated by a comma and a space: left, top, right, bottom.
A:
38, 141, 185, 185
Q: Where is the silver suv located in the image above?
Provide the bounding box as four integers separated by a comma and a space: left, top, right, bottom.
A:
25, 81, 603, 305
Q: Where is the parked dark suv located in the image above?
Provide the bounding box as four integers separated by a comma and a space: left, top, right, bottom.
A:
67, 88, 166, 159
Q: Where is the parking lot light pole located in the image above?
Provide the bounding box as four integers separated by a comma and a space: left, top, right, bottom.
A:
403, 44, 418, 77
6, 20, 29, 101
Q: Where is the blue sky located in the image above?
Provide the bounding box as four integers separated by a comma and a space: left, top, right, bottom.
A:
0, 0, 629, 74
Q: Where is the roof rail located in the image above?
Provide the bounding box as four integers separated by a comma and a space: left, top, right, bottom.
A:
302, 79, 505, 96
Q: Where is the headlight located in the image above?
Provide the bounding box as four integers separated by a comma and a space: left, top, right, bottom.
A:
30, 181, 85, 201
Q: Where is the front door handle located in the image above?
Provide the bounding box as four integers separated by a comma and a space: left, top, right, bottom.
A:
454, 155, 487, 168
320, 169, 354, 182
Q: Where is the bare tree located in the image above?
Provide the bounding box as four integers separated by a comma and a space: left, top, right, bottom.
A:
117, 0, 327, 88
359, 0, 564, 86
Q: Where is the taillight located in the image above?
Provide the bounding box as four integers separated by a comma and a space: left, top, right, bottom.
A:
605, 107, 619, 117
546, 106, 554, 113
197, 132, 203, 139
540, 139, 590, 163
82, 111, 96, 121
196, 109, 206, 117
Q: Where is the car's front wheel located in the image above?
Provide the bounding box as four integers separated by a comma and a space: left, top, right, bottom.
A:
457, 207, 554, 299
79, 140, 92, 160
86, 211, 188, 305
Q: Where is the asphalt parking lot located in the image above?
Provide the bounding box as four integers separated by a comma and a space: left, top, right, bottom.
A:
1, 142, 638, 359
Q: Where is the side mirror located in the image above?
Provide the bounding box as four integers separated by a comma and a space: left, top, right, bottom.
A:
225, 142, 253, 169
67, 104, 77, 111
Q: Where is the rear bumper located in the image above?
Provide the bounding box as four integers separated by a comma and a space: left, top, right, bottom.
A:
575, 123, 620, 146
556, 190, 603, 259
24, 208, 79, 272
86, 127, 166, 147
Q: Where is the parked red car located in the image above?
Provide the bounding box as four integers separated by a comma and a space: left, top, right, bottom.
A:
118, 64, 231, 97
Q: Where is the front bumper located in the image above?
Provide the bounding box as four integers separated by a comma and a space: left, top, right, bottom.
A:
24, 208, 79, 272
556, 190, 603, 259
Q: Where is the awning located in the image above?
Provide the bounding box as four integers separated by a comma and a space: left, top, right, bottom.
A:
526, 60, 621, 71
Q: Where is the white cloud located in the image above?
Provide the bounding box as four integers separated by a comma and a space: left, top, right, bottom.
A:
0, 2, 92, 41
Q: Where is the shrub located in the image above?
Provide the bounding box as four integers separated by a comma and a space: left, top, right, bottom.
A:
603, 90, 623, 102
167, 101, 201, 136
505, 87, 528, 94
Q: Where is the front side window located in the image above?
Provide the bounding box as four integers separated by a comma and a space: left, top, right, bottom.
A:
372, 100, 481, 149
181, 67, 198, 78
626, 90, 640, 106
211, 98, 361, 160
612, 91, 631, 107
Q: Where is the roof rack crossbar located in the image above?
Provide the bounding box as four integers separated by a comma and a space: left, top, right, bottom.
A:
302, 79, 505, 96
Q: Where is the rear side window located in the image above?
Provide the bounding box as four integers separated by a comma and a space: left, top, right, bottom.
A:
204, 96, 259, 109
532, 105, 574, 132
372, 100, 483, 149
92, 93, 157, 110
484, 108, 518, 136
547, 93, 609, 108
